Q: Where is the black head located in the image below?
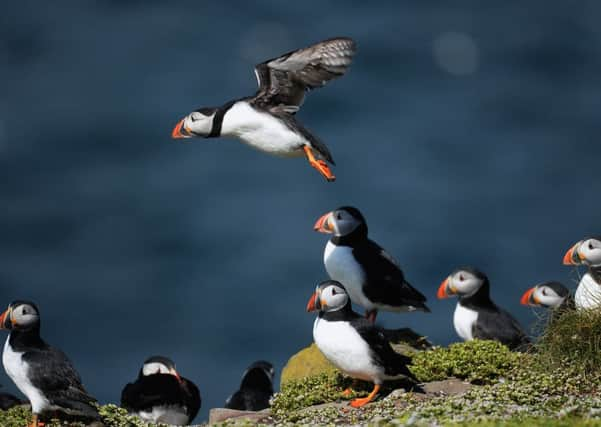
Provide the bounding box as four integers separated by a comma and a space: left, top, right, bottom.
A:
0, 301, 40, 332
140, 355, 181, 381
438, 267, 490, 299
520, 281, 569, 308
314, 206, 368, 237
240, 360, 275, 392
306, 280, 350, 313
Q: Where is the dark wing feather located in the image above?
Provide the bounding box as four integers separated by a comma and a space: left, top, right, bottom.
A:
270, 112, 334, 163
352, 240, 429, 311
472, 308, 530, 351
351, 319, 416, 380
22, 348, 98, 418
225, 389, 271, 411
181, 377, 201, 422
252, 37, 356, 112
121, 375, 200, 423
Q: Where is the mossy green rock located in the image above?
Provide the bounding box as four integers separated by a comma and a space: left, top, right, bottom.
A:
280, 343, 336, 386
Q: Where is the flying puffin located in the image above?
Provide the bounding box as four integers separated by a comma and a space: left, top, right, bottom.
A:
171, 37, 356, 182
314, 206, 429, 323
437, 268, 530, 350
121, 355, 201, 425
307, 280, 417, 407
520, 281, 572, 310
563, 237, 601, 310
225, 360, 274, 411
0, 301, 99, 427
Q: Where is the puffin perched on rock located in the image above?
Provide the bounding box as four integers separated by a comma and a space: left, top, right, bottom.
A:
520, 281, 572, 310
314, 206, 429, 322
225, 360, 274, 411
437, 268, 530, 351
0, 301, 99, 427
121, 355, 201, 425
307, 280, 417, 408
172, 37, 357, 182
563, 237, 601, 310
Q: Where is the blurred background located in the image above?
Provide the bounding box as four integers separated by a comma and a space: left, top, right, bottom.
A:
2, 0, 601, 422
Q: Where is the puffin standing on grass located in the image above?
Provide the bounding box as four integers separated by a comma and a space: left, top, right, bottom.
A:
0, 301, 99, 427
314, 206, 429, 323
307, 280, 417, 408
520, 281, 572, 310
121, 356, 201, 425
563, 237, 601, 309
172, 37, 357, 182
225, 360, 275, 411
437, 268, 530, 350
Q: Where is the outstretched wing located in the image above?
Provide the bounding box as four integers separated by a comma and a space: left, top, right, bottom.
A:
252, 37, 356, 113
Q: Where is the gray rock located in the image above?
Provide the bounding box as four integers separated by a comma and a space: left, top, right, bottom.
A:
208, 407, 271, 424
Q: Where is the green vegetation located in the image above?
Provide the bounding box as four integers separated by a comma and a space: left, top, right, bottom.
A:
0, 404, 152, 427
409, 340, 523, 384
536, 307, 601, 376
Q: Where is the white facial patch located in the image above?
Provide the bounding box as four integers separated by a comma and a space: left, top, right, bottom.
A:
142, 362, 170, 376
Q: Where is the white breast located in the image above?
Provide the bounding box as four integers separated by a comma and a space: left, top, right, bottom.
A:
324, 241, 373, 310
221, 102, 307, 157
574, 273, 601, 310
2, 336, 51, 414
313, 317, 384, 383
453, 303, 479, 341
137, 404, 189, 425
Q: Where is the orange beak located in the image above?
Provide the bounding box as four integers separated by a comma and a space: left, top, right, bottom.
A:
314, 212, 334, 233
0, 309, 11, 330
520, 287, 537, 306
306, 292, 319, 312
437, 277, 454, 299
171, 119, 191, 139
563, 242, 583, 265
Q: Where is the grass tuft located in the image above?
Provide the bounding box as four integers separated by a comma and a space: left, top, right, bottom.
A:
536, 308, 601, 377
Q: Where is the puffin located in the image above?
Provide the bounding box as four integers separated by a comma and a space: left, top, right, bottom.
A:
171, 37, 356, 182
121, 355, 201, 425
0, 301, 99, 427
225, 360, 274, 411
563, 237, 601, 310
307, 280, 417, 408
520, 281, 572, 310
314, 206, 429, 323
437, 268, 530, 350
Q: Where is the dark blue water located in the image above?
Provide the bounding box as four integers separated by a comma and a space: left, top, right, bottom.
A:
2, 0, 601, 422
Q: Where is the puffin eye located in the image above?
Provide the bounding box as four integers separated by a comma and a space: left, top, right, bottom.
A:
589, 242, 594, 250
459, 275, 465, 281
336, 213, 342, 220
331, 288, 337, 296
541, 288, 547, 296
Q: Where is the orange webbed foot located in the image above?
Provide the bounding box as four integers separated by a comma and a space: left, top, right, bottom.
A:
303, 146, 336, 182
349, 384, 380, 408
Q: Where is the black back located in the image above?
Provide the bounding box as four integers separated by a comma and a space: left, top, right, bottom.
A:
8, 328, 99, 419
121, 374, 201, 423
459, 276, 530, 351
225, 361, 274, 411
337, 235, 429, 310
